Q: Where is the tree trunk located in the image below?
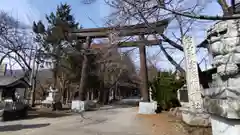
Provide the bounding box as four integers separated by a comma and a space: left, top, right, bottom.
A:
79, 36, 91, 101
113, 88, 116, 100
118, 88, 121, 100
88, 90, 91, 100
31, 61, 39, 107
79, 55, 88, 101
93, 89, 98, 100
103, 89, 110, 104
66, 87, 69, 104
99, 89, 104, 104
87, 90, 91, 100
53, 60, 59, 89
90, 89, 94, 100
217, 0, 232, 15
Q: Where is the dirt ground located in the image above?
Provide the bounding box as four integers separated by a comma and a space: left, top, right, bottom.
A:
138, 112, 212, 135
0, 106, 211, 135
138, 113, 187, 135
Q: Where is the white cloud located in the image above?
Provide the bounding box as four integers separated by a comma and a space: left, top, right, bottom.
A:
0, 0, 41, 26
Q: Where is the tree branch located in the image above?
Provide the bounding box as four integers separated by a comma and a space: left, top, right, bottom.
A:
157, 5, 240, 20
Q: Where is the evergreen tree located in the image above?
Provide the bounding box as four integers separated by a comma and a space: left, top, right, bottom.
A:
150, 71, 185, 111
33, 3, 80, 88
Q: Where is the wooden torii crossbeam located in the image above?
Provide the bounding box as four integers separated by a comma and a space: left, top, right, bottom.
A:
91, 40, 160, 48
72, 19, 169, 38
71, 19, 169, 102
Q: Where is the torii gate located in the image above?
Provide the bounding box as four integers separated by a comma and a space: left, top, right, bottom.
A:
71, 19, 169, 102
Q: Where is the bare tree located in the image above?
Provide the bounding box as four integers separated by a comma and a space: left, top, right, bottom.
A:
0, 11, 35, 73
89, 35, 139, 104
0, 11, 40, 106
97, 0, 234, 88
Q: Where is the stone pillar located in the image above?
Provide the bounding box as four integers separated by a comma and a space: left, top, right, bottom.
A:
183, 36, 202, 109
203, 20, 240, 135
181, 36, 210, 126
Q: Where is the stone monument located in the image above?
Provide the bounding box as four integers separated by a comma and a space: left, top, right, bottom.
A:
181, 36, 210, 126
203, 19, 240, 135
42, 87, 60, 105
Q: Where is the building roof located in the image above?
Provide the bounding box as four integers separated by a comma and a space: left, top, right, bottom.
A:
0, 76, 30, 88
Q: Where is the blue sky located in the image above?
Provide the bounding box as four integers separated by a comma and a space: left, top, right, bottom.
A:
0, 0, 230, 71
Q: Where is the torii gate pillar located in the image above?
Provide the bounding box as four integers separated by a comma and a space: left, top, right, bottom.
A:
138, 35, 157, 114
139, 35, 150, 102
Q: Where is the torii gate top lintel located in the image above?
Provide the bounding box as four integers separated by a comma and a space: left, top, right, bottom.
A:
71, 19, 169, 38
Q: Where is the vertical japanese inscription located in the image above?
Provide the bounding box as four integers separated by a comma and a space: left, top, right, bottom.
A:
183, 36, 203, 109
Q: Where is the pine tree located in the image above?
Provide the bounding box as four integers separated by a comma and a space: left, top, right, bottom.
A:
33, 3, 80, 88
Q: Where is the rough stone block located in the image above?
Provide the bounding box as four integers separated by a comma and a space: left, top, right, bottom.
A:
211, 73, 223, 87
217, 63, 238, 76
204, 87, 225, 98
234, 46, 240, 53
223, 76, 240, 87
204, 87, 240, 100
211, 115, 240, 135
169, 107, 182, 119
71, 100, 87, 112
138, 101, 157, 114
85, 100, 98, 110
208, 20, 228, 34
207, 20, 239, 38
211, 37, 240, 55
203, 98, 240, 119
213, 53, 240, 66
211, 41, 225, 55
181, 107, 210, 127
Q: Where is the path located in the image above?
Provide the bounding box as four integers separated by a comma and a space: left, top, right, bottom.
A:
0, 106, 147, 135
0, 106, 204, 135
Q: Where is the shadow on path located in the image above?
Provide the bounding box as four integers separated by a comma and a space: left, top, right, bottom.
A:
26, 109, 73, 120
0, 123, 50, 132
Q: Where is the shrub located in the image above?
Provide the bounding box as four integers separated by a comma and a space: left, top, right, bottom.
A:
149, 71, 184, 111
